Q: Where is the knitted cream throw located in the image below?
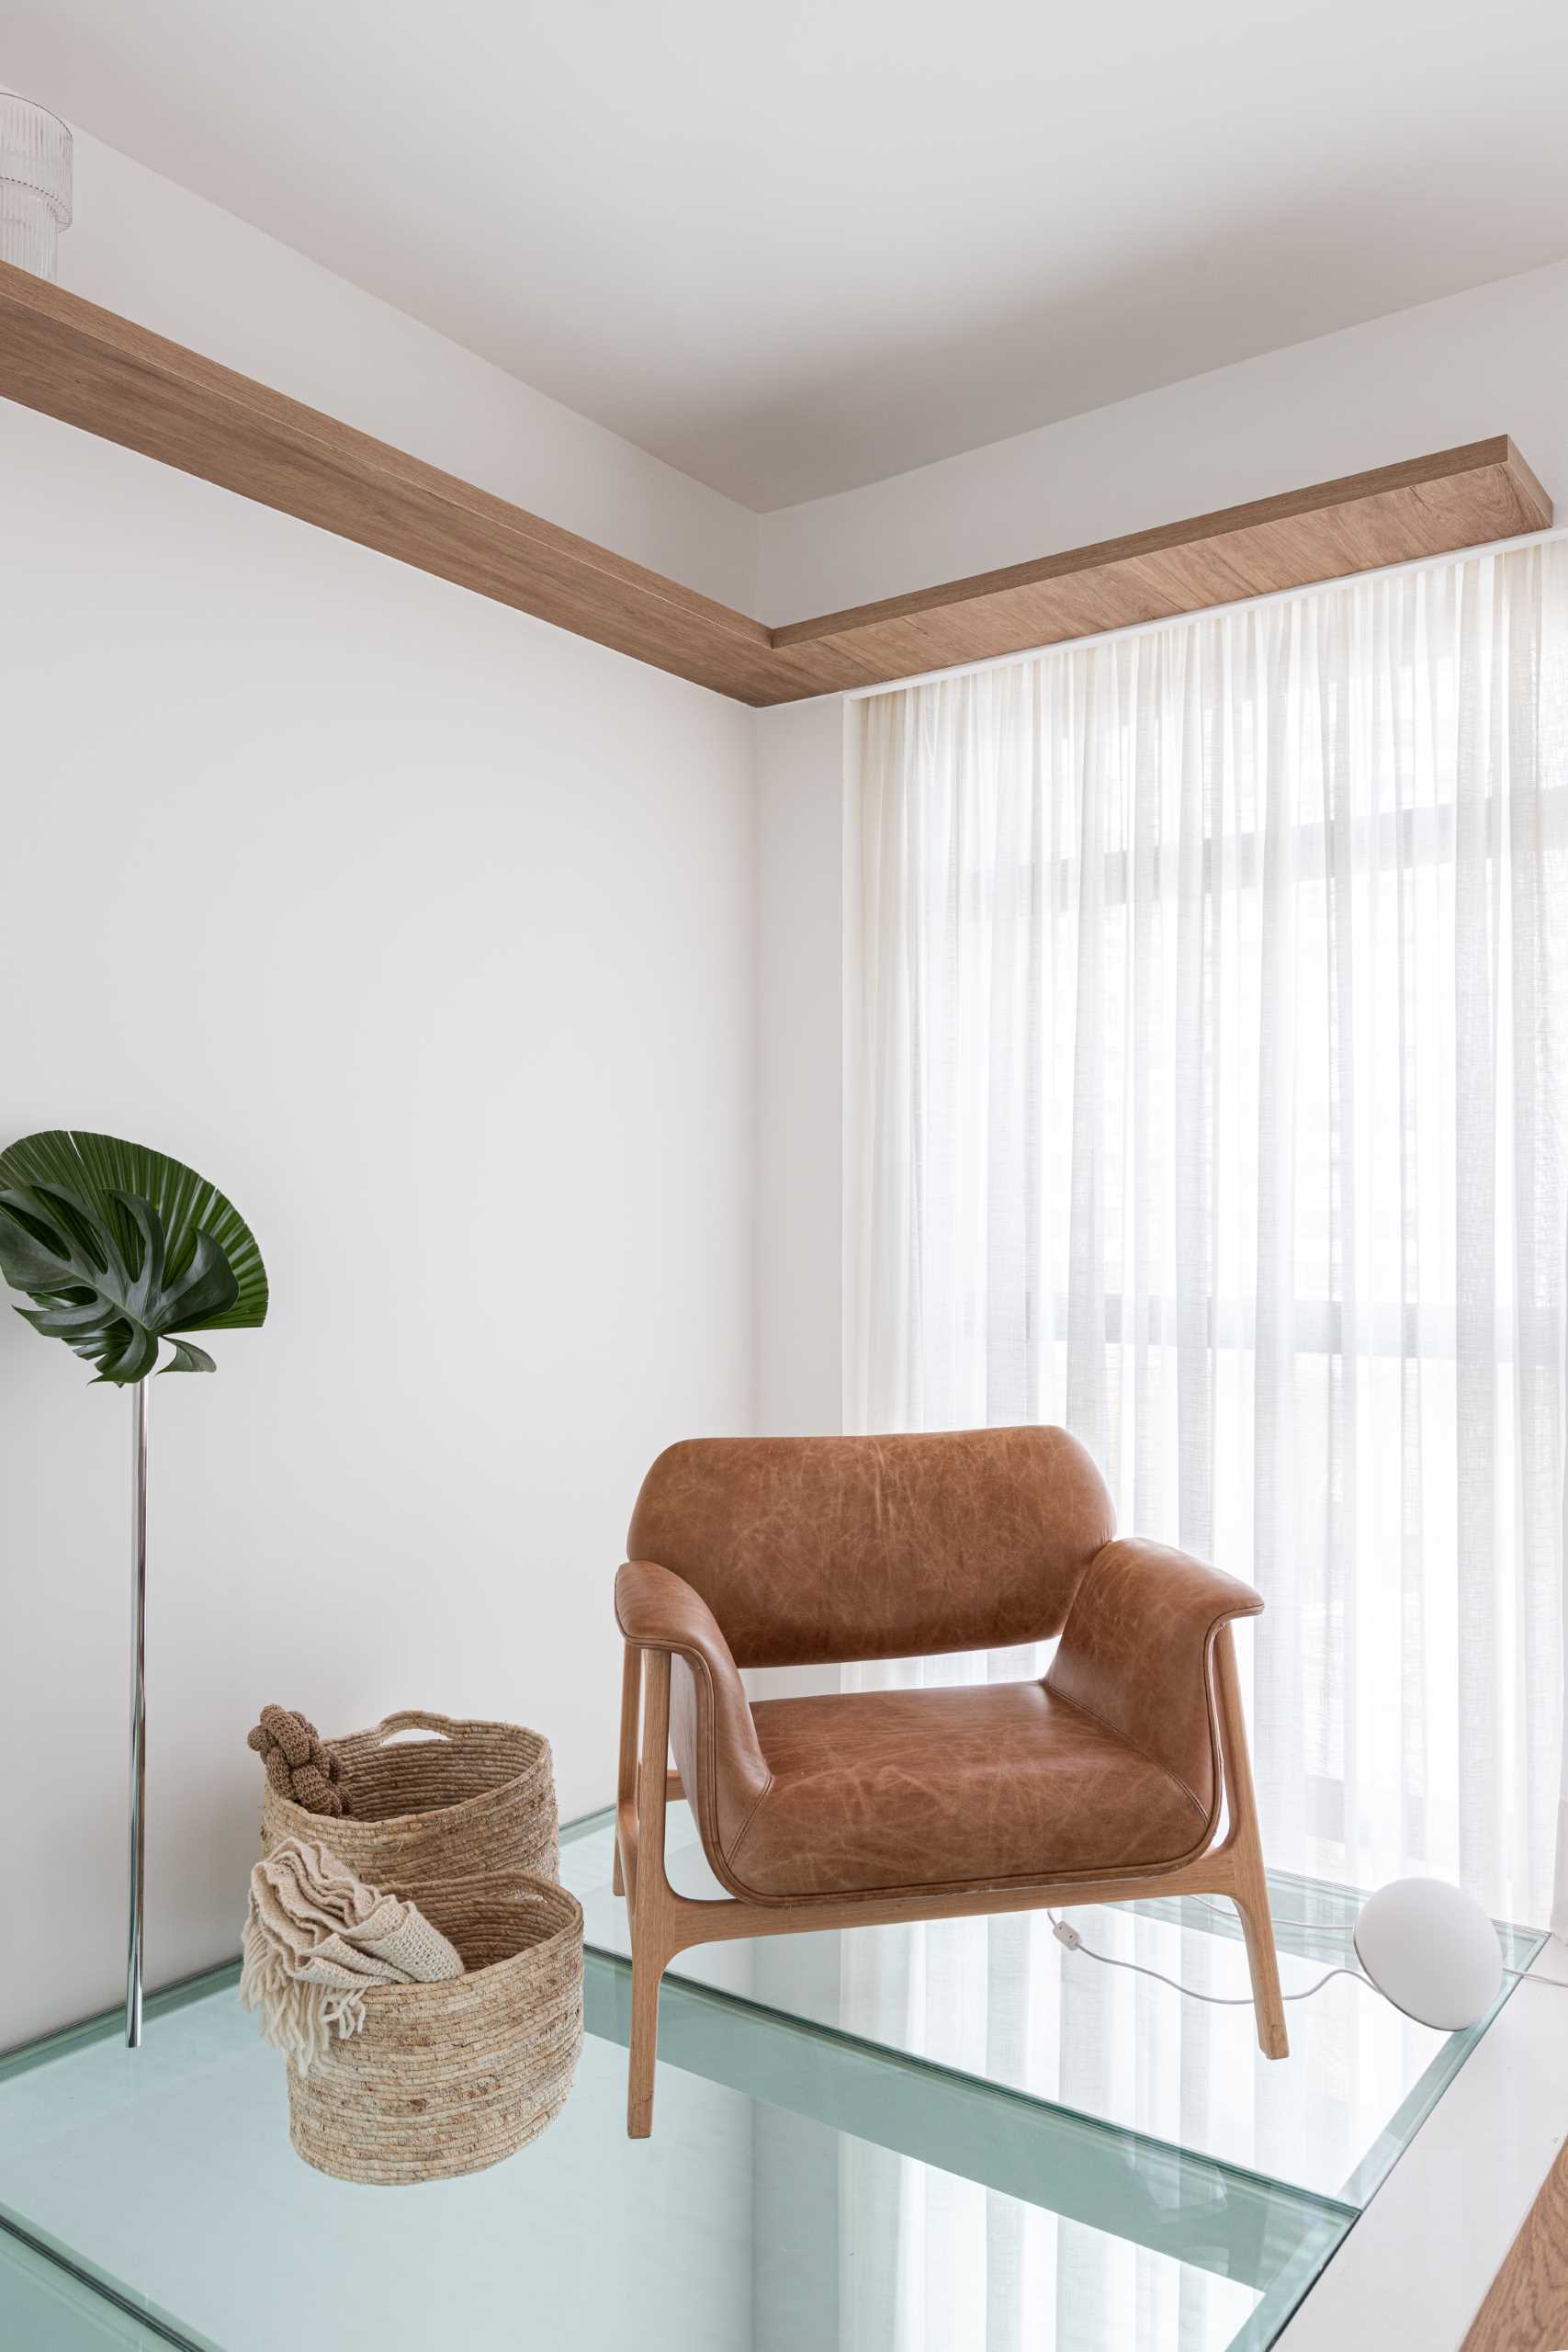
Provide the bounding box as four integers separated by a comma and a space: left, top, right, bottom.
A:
240, 1838, 463, 2074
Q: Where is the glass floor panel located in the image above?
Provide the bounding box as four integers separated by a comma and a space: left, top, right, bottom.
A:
0, 1803, 1535, 2352
560, 1804, 1542, 2211
0, 1966, 1340, 2352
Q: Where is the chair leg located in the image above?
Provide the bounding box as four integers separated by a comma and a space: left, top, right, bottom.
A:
627, 1906, 669, 2140
627, 1647, 675, 2137
1213, 1623, 1289, 2060
1233, 1866, 1289, 2060
613, 1643, 640, 1900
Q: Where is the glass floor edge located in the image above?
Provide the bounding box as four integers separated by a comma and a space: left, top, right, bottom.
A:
0, 1804, 1540, 2352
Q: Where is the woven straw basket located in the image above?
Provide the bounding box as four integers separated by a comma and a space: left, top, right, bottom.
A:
285, 1871, 584, 2184
261, 1709, 558, 1886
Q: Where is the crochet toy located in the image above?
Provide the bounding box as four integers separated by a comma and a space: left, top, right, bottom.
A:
247, 1704, 352, 1818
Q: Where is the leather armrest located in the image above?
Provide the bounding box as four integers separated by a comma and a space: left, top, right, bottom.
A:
616, 1557, 738, 1662
615, 1560, 769, 1849
1043, 1537, 1261, 1820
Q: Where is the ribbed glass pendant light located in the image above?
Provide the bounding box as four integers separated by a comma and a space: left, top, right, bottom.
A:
0, 92, 73, 278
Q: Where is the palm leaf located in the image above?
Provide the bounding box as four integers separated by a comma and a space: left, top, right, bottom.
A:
0, 1130, 266, 1385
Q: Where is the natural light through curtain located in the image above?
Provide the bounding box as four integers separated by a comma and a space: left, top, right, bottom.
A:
840, 541, 1568, 2347
851, 537, 1568, 1917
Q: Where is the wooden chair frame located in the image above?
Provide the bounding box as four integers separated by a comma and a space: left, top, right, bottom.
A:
613, 1623, 1287, 2136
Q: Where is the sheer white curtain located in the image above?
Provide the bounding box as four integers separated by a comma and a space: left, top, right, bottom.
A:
840, 541, 1568, 2348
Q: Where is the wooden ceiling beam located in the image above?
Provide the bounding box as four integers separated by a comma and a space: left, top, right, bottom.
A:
0, 263, 1551, 707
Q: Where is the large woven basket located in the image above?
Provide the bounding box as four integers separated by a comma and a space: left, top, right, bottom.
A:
285, 1871, 584, 2184
261, 1710, 558, 1885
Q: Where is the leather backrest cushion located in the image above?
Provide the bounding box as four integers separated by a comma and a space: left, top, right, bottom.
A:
626, 1427, 1116, 1668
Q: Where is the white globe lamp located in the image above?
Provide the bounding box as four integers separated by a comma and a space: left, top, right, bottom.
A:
1353, 1876, 1505, 2030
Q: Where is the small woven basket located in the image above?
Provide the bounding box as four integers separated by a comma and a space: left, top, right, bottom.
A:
285, 1871, 584, 2184
261, 1710, 558, 1885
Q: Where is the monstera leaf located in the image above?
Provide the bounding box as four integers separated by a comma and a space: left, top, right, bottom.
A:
0, 1131, 267, 1385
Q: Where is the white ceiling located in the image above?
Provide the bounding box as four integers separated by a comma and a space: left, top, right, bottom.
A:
6, 0, 1568, 510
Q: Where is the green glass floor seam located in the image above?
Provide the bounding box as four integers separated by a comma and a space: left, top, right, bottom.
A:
0, 2207, 217, 2352
561, 1803, 1543, 2217
587, 1945, 1355, 2291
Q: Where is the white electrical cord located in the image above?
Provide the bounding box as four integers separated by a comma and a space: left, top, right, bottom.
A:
1048, 1908, 1568, 2012
1046, 1911, 1371, 2004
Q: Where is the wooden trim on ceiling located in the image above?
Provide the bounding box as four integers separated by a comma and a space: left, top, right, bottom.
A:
0, 262, 1552, 707
770, 437, 1554, 695
0, 262, 780, 704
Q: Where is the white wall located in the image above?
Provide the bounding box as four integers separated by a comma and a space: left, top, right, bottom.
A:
757, 256, 1568, 620
0, 399, 755, 2046
754, 697, 850, 1439
57, 127, 761, 614
0, 120, 763, 2052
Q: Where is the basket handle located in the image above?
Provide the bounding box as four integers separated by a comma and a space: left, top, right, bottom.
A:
371, 1709, 463, 1743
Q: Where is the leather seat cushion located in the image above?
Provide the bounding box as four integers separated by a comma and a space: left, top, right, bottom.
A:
718, 1679, 1210, 1901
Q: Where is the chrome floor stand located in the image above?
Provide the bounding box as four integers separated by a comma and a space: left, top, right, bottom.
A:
126, 1377, 149, 2049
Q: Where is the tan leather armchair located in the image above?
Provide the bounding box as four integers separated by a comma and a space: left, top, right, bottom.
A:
614, 1426, 1286, 2136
